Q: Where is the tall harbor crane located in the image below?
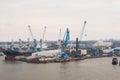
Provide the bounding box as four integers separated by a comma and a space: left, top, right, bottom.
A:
59, 28, 70, 58
58, 28, 61, 49
60, 28, 70, 52
73, 21, 87, 56
62, 28, 70, 48
28, 25, 34, 41
79, 21, 87, 44
28, 25, 37, 51
40, 26, 47, 51
58, 28, 61, 41
42, 26, 46, 41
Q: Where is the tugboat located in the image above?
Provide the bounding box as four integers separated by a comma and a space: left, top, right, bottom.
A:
112, 57, 118, 65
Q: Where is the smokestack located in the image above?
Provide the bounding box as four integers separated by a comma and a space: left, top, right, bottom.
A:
76, 38, 79, 52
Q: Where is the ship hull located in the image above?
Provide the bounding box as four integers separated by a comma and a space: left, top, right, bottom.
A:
2, 50, 33, 56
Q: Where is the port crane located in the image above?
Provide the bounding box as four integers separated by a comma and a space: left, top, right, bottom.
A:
60, 28, 70, 52
28, 25, 37, 51
79, 21, 87, 45
75, 21, 87, 56
57, 28, 70, 59
40, 26, 46, 51
28, 25, 34, 41
58, 28, 61, 50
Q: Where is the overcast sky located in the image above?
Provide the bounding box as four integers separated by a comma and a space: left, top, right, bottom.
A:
0, 0, 120, 42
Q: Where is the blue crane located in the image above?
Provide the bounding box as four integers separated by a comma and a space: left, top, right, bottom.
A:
62, 28, 70, 48
59, 28, 70, 58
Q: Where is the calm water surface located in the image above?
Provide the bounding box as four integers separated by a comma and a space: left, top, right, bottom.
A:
0, 55, 120, 80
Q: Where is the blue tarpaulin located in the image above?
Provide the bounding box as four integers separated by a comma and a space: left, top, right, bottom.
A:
59, 52, 69, 58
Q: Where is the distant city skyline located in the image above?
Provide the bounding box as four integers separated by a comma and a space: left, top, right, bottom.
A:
0, 0, 120, 41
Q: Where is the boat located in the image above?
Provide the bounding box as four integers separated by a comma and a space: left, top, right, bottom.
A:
2, 49, 34, 60
112, 57, 118, 65
2, 49, 33, 56
2, 43, 36, 60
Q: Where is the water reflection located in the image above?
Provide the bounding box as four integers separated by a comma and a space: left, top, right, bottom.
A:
59, 62, 72, 80
3, 60, 22, 64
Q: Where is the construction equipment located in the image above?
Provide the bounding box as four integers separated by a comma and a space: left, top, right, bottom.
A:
62, 28, 70, 48
59, 28, 70, 59
40, 26, 47, 51
60, 28, 70, 52
73, 21, 87, 57
58, 28, 61, 49
28, 25, 34, 41
79, 21, 87, 44
28, 25, 37, 51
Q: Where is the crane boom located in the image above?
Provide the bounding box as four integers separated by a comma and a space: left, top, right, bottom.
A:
28, 25, 34, 41
58, 28, 61, 41
79, 21, 87, 43
42, 26, 46, 41
62, 28, 70, 48
28, 25, 37, 52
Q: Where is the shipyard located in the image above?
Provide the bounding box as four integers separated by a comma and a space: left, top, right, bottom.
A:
0, 0, 120, 80
1, 28, 120, 80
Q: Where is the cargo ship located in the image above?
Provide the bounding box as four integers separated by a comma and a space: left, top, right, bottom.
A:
2, 46, 36, 60
2, 39, 38, 60
2, 49, 34, 56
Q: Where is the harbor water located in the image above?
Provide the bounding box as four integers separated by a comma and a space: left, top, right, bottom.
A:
0, 55, 120, 80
